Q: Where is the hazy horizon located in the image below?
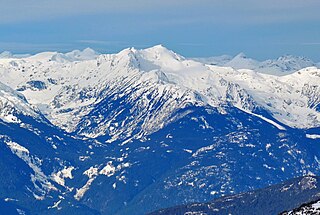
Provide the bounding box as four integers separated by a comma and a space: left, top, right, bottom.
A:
1, 0, 320, 61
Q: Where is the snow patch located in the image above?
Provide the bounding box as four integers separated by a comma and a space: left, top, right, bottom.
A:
306, 134, 320, 139
99, 162, 116, 177
51, 166, 74, 187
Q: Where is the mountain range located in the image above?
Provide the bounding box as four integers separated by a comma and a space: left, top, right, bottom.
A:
150, 176, 320, 215
194, 52, 320, 76
0, 45, 319, 214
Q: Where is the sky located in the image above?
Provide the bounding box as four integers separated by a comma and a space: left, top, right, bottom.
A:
0, 0, 320, 60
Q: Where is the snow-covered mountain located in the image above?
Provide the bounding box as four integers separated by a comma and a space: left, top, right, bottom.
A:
0, 45, 319, 138
225, 52, 259, 70
259, 55, 317, 75
50, 48, 99, 63
195, 53, 319, 75
0, 45, 320, 214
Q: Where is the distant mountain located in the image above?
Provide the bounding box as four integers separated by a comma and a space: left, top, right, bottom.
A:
0, 45, 319, 214
50, 48, 99, 62
258, 55, 317, 75
195, 53, 318, 75
225, 52, 259, 70
0, 51, 31, 59
0, 51, 13, 58
150, 176, 320, 215
0, 48, 98, 62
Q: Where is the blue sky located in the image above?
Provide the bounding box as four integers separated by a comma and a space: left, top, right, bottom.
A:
0, 0, 320, 60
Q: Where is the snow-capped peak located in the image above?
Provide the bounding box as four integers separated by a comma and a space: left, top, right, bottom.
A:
50, 48, 99, 62
234, 52, 247, 59
225, 52, 259, 70
139, 45, 185, 61
143, 44, 174, 54
64, 47, 99, 61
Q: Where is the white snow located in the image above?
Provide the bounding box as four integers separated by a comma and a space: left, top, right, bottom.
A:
48, 200, 62, 210
239, 108, 286, 130
99, 162, 116, 177
266, 144, 271, 151
5, 141, 29, 154
312, 201, 320, 209
183, 149, 193, 153
4, 198, 18, 202
83, 167, 99, 178
74, 166, 99, 200
0, 45, 319, 141
192, 144, 216, 157
75, 161, 129, 200
74, 177, 96, 201
51, 166, 74, 187
306, 134, 320, 139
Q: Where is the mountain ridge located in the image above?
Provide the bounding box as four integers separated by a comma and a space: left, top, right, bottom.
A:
0, 45, 319, 140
